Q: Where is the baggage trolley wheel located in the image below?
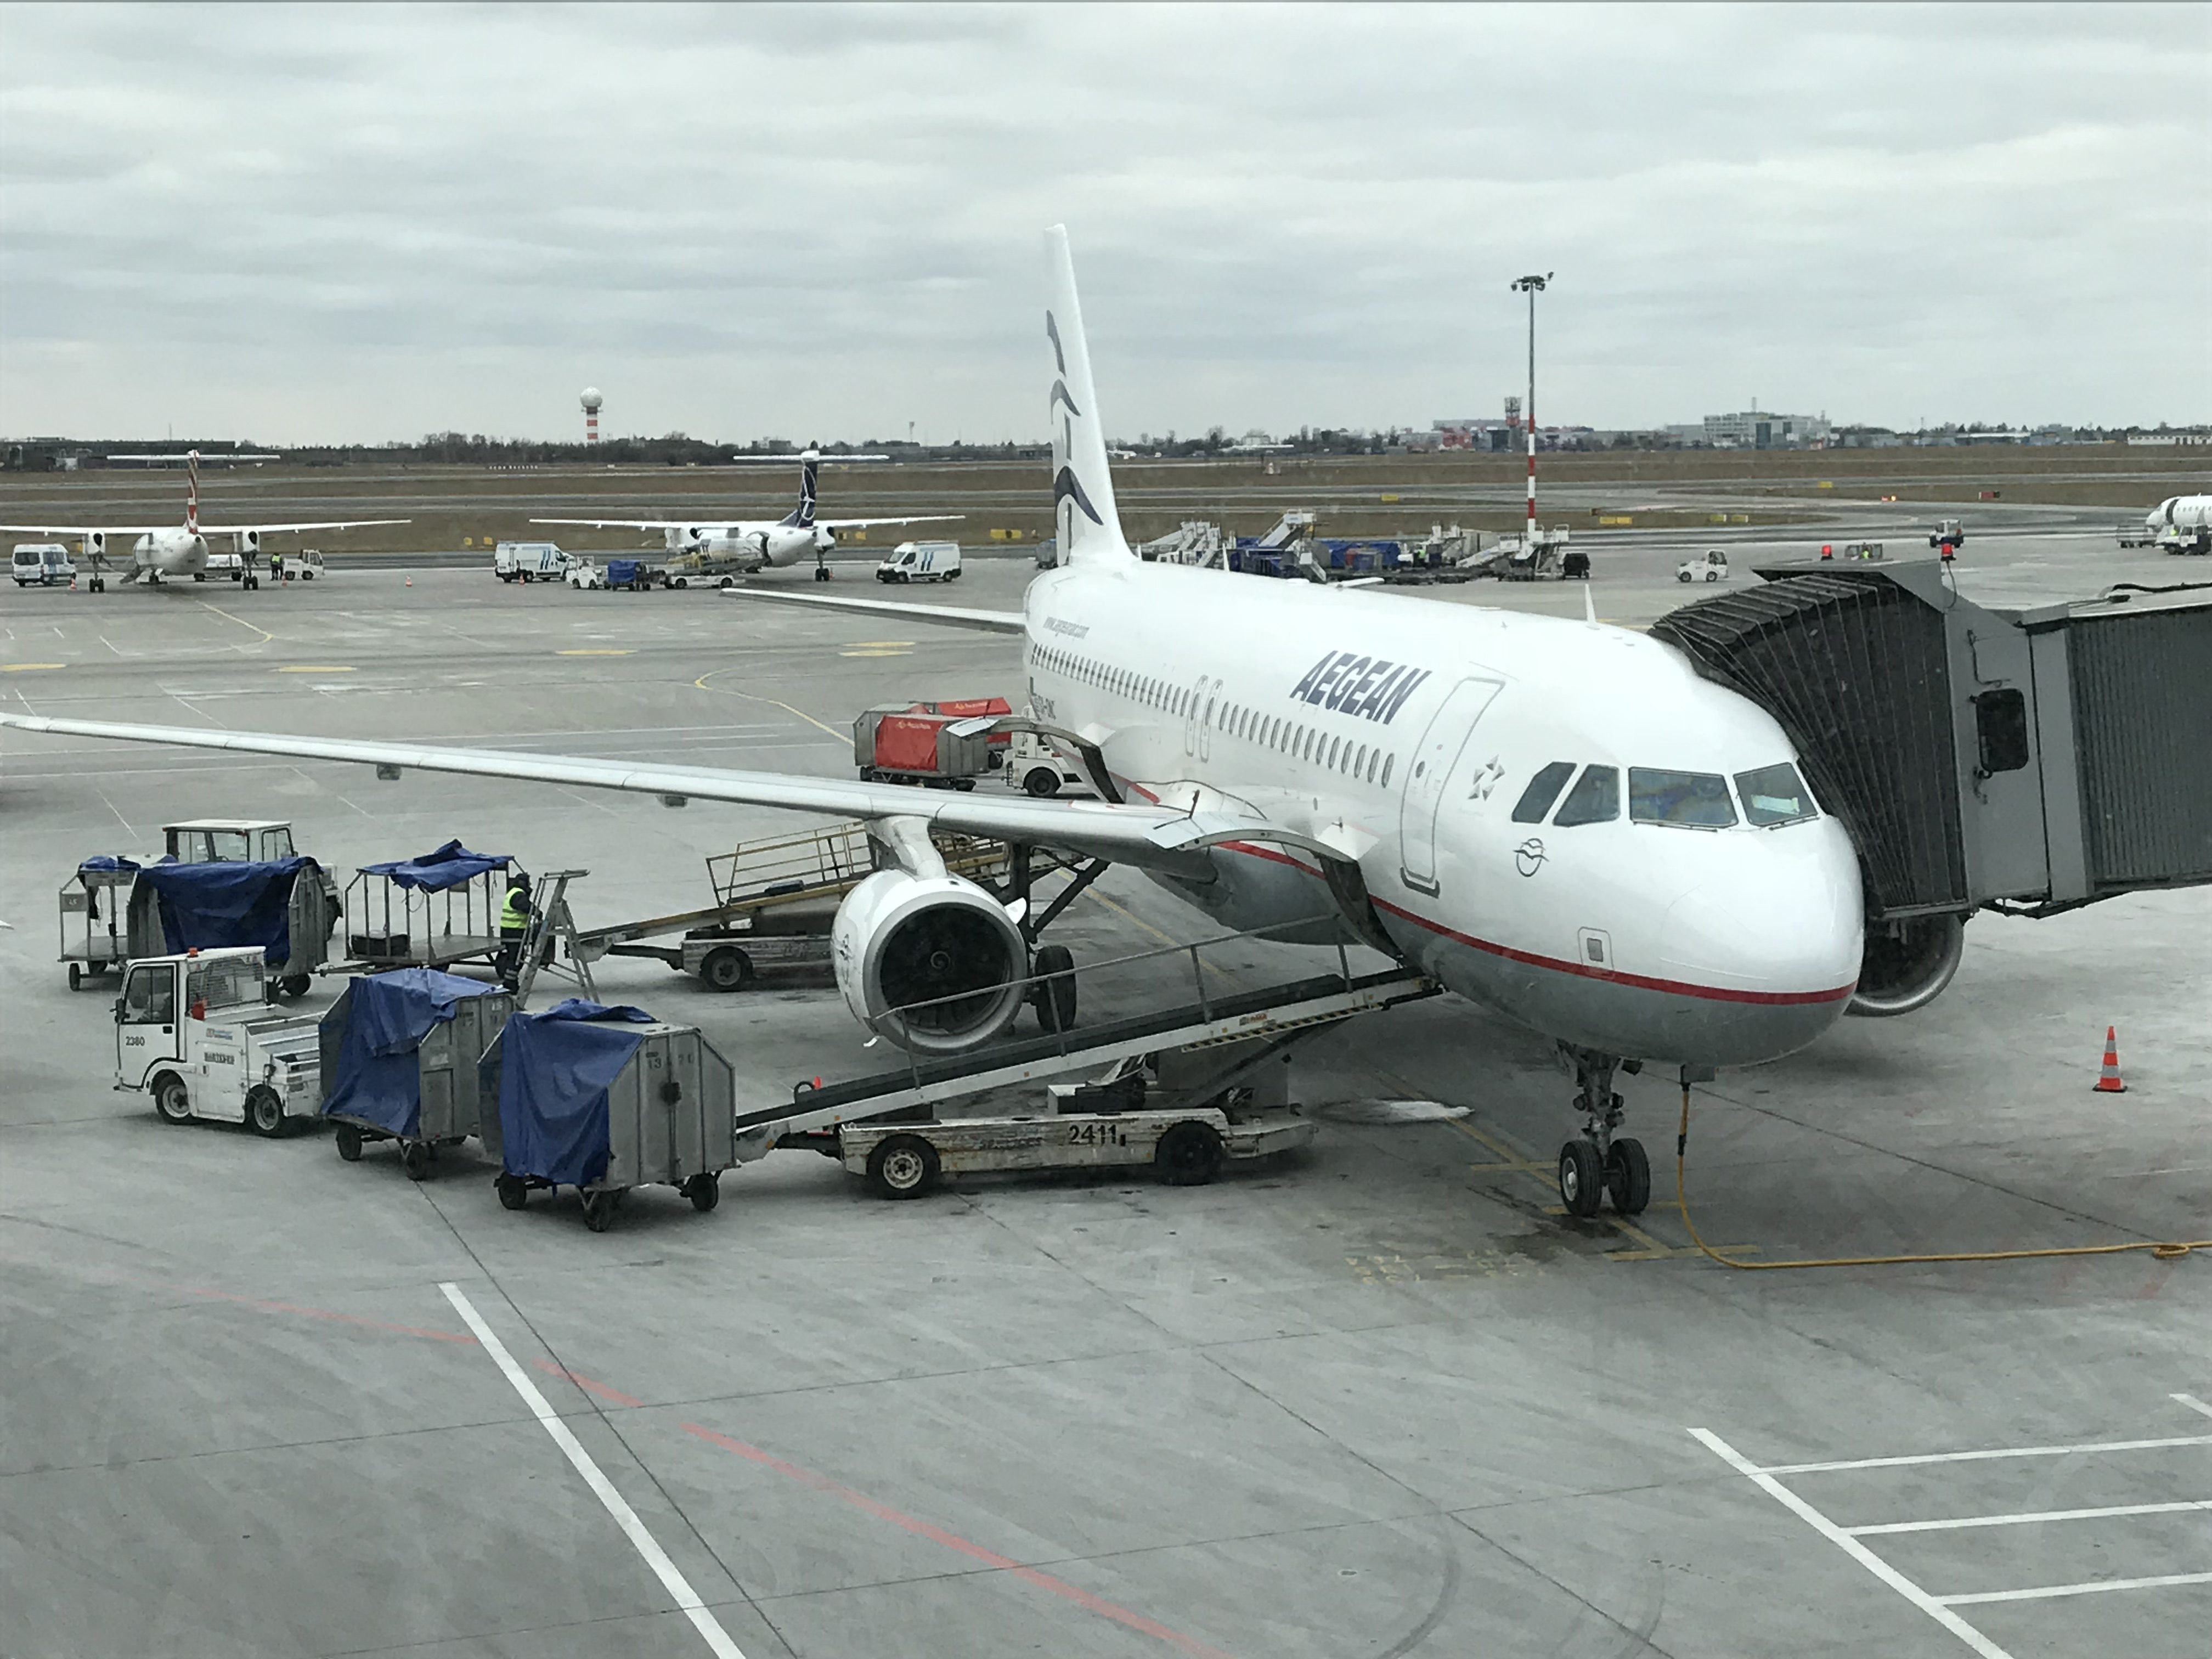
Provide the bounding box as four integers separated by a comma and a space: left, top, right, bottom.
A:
279, 974, 312, 1002
67, 962, 81, 991
684, 1172, 721, 1212
245, 1085, 287, 1139
582, 1189, 622, 1232
153, 1073, 194, 1126
335, 1123, 364, 1163
495, 1172, 529, 1211
400, 1140, 433, 1181
1154, 1122, 1223, 1187
866, 1134, 940, 1200
1031, 944, 1077, 1033
699, 946, 752, 994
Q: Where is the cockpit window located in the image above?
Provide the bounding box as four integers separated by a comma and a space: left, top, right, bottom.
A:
1552, 765, 1620, 826
1629, 769, 1738, 829
1511, 761, 1577, 823
1736, 762, 1819, 827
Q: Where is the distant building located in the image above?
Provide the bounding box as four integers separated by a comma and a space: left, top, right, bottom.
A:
1701, 410, 1831, 449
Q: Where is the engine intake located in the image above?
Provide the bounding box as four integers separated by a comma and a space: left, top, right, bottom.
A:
833, 870, 1028, 1054
1847, 912, 1965, 1017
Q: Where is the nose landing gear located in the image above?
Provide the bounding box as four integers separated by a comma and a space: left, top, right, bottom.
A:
1556, 1047, 1651, 1218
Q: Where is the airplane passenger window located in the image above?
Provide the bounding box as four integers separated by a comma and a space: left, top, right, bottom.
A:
1511, 761, 1578, 823
1366, 749, 1379, 782
1301, 729, 1314, 761
1326, 736, 1340, 769
1553, 765, 1621, 826
1356, 744, 1369, 778
1381, 755, 1394, 787
1629, 768, 1737, 828
1735, 762, 1818, 827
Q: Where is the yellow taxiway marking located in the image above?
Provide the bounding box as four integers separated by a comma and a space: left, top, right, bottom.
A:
198, 601, 274, 644
1, 663, 65, 672
840, 648, 912, 658
845, 641, 915, 648
692, 666, 847, 741
557, 648, 634, 656
840, 639, 915, 659
276, 664, 356, 673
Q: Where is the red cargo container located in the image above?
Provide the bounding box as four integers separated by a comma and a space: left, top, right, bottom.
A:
874, 713, 949, 772
851, 706, 991, 788
911, 697, 1013, 755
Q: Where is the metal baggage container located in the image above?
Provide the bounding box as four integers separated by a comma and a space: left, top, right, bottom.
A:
123, 858, 339, 1000
318, 970, 516, 1178
480, 1008, 744, 1231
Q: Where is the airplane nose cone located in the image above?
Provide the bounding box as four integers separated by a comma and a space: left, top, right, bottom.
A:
1658, 822, 1863, 1064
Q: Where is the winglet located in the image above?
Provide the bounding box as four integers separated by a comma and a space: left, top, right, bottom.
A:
1046, 227, 1130, 564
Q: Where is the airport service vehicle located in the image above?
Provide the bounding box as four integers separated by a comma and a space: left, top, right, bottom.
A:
533, 449, 961, 583
494, 541, 570, 582
160, 819, 301, 864
111, 947, 321, 1136
0, 452, 402, 590
1928, 521, 1965, 555
1005, 727, 1092, 797
853, 706, 991, 788
12, 543, 74, 586
564, 558, 606, 590
1677, 550, 1730, 584
877, 540, 963, 583
25, 230, 2210, 1220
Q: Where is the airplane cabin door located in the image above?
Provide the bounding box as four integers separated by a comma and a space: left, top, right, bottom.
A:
1397, 676, 1504, 895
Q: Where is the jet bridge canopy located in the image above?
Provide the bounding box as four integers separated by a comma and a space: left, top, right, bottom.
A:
1650, 561, 2212, 920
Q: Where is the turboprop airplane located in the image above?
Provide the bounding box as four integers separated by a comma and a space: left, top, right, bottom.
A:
0, 229, 1875, 1222
0, 451, 406, 589
531, 448, 961, 582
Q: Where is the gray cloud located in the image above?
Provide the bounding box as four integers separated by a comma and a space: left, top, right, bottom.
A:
2, 2, 2204, 443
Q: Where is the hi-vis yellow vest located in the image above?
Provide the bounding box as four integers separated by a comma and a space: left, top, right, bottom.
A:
499, 886, 528, 931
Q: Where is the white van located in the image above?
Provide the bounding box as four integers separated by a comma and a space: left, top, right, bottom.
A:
876, 540, 962, 584
12, 543, 75, 586
494, 541, 569, 582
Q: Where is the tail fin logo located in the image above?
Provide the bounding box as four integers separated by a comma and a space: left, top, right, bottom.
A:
1053, 465, 1104, 527
1046, 311, 1066, 375
781, 451, 821, 528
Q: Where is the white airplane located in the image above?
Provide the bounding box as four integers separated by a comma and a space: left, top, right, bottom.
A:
0, 230, 1876, 1221
532, 448, 960, 582
2145, 494, 2211, 552
0, 450, 406, 588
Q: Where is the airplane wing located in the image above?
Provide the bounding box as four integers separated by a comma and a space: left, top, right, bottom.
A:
720, 586, 1025, 635
0, 713, 1338, 879
531, 518, 700, 531
817, 515, 965, 531
0, 522, 174, 536
195, 520, 410, 534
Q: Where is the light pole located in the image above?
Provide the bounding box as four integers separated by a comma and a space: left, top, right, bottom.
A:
1510, 272, 1552, 544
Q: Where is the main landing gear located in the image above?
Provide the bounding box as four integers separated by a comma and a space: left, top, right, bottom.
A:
1555, 1047, 1650, 1219
812, 548, 833, 582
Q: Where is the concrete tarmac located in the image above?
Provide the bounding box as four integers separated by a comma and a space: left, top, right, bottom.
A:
2, 538, 2207, 1658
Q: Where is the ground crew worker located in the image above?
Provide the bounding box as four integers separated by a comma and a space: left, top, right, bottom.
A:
496, 871, 533, 988
270, 548, 285, 583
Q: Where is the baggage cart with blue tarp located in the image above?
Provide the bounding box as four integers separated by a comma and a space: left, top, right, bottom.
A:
59, 856, 139, 990
478, 1000, 746, 1231
603, 557, 657, 591
318, 968, 517, 1178
123, 856, 340, 1000
341, 840, 522, 973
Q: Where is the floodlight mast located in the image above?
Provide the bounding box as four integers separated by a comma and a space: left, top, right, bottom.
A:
1510, 273, 1553, 540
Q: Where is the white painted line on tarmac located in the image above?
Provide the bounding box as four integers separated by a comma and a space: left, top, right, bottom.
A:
439, 1283, 749, 1659
1758, 1432, 2212, 1475
1691, 1428, 2015, 1659
1938, 1571, 2212, 1606
1849, 1498, 2212, 1535
2174, 1393, 2212, 1420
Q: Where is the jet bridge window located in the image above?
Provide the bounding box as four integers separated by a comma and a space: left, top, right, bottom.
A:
1734, 762, 1818, 827
1511, 761, 1577, 823
1552, 765, 1621, 827
1628, 769, 1738, 829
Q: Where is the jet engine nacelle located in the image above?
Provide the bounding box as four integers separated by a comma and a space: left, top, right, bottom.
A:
833, 869, 1029, 1054
702, 531, 769, 566
1846, 912, 1965, 1017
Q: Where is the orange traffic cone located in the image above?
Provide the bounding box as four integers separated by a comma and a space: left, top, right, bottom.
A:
2093, 1026, 2127, 1093
405, 576, 413, 587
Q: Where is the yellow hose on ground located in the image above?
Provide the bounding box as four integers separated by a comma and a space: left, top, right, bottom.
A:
1672, 1086, 2204, 1270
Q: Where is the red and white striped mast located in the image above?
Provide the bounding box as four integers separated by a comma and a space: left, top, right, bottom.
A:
1510, 272, 1551, 543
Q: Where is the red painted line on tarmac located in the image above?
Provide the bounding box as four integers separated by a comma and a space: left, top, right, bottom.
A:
680, 1421, 1238, 1659
533, 1359, 644, 1407
171, 1281, 479, 1344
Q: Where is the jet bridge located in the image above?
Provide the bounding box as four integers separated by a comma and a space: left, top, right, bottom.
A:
1651, 561, 2212, 937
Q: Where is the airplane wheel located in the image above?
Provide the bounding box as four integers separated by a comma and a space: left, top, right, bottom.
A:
1558, 1139, 1605, 1218
866, 1134, 940, 1199
1605, 1138, 1651, 1214
1031, 944, 1077, 1031
815, 567, 831, 582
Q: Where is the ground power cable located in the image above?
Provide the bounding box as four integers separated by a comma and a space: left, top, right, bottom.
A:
1672, 1086, 2204, 1271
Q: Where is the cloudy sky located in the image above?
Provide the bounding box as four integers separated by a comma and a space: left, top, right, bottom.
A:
3, 3, 2205, 445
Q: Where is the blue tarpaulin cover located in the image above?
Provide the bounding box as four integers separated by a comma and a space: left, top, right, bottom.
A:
358, 840, 511, 893
77, 856, 141, 874
322, 968, 499, 1136
493, 1000, 656, 1187
136, 857, 315, 962
607, 558, 644, 585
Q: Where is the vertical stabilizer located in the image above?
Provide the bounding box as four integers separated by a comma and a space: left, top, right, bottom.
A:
781, 448, 821, 528
184, 450, 201, 534
1045, 228, 1131, 563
